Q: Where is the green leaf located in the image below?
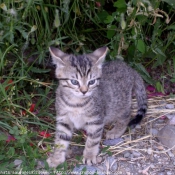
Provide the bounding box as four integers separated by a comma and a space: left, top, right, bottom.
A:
97, 10, 109, 22
167, 25, 175, 30
136, 39, 146, 54
154, 48, 166, 57
9, 130, 14, 134
7, 147, 15, 157
162, 0, 175, 9
102, 146, 110, 153
133, 63, 154, 84
104, 15, 114, 24
0, 133, 7, 141
114, 0, 127, 12
152, 48, 166, 68
114, 0, 127, 8
173, 56, 175, 74
156, 81, 164, 93
0, 155, 5, 160
107, 25, 116, 39
170, 78, 175, 83
30, 67, 50, 73
13, 126, 18, 130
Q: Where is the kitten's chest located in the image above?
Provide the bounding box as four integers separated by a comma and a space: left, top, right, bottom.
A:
68, 108, 86, 129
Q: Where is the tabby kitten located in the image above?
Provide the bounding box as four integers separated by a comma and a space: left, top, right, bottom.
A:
47, 47, 147, 168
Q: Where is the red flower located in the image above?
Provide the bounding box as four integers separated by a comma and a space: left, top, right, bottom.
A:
146, 85, 156, 93
6, 135, 16, 143
39, 131, 51, 138
95, 2, 101, 7
29, 104, 35, 112
30, 142, 34, 147
21, 104, 36, 116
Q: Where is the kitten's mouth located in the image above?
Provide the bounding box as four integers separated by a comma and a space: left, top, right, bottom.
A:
79, 92, 92, 98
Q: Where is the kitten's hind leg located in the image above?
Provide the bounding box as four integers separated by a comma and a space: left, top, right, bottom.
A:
106, 114, 130, 140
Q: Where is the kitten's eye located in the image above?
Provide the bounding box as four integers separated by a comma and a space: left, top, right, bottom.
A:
89, 79, 96, 85
71, 79, 79, 85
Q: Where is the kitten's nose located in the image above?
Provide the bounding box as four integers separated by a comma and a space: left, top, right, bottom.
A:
80, 86, 88, 95
81, 90, 87, 95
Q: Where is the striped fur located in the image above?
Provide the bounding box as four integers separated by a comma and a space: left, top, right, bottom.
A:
47, 47, 147, 168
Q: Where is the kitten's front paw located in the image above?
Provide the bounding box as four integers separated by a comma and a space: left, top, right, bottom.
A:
83, 154, 97, 165
47, 156, 65, 168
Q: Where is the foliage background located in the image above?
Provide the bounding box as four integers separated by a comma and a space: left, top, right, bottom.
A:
0, 0, 175, 171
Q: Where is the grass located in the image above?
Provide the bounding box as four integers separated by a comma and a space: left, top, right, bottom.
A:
0, 0, 175, 173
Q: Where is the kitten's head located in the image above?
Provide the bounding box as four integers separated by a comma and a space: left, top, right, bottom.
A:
50, 46, 108, 98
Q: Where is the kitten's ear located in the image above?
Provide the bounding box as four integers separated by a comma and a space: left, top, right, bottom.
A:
88, 47, 108, 68
49, 46, 68, 66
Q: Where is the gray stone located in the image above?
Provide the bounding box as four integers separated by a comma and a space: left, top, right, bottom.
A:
135, 124, 141, 129
150, 128, 158, 136
14, 159, 23, 170
73, 165, 105, 175
169, 116, 175, 125
165, 104, 174, 109
157, 119, 165, 123
124, 151, 131, 158
167, 151, 174, 157
106, 156, 118, 172
167, 171, 173, 175
36, 160, 45, 169
166, 114, 174, 119
14, 159, 22, 166
103, 138, 124, 146
158, 173, 166, 175
147, 148, 153, 154
157, 125, 175, 149
132, 151, 141, 157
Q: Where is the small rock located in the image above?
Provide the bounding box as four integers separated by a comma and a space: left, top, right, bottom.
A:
157, 125, 175, 149
150, 128, 158, 136
147, 148, 153, 154
103, 138, 124, 146
165, 104, 174, 109
130, 128, 136, 134
124, 152, 131, 158
169, 116, 175, 125
135, 124, 141, 129
132, 151, 141, 157
36, 160, 45, 169
150, 164, 155, 168
97, 156, 103, 163
157, 119, 165, 123
167, 171, 172, 175
167, 151, 174, 157
166, 114, 174, 119
14, 159, 22, 166
158, 173, 166, 175
73, 165, 105, 175
105, 156, 118, 172
14, 159, 23, 170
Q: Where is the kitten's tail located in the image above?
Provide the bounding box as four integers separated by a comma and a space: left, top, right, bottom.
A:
128, 71, 147, 128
